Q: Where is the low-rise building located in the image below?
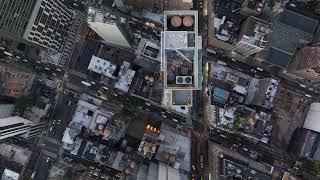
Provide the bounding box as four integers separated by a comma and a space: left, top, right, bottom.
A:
251, 78, 279, 109
0, 67, 35, 98
234, 16, 271, 57
287, 45, 320, 83
135, 38, 161, 62
256, 8, 318, 68
88, 55, 117, 79
114, 61, 136, 92
0, 116, 44, 140
156, 124, 191, 172
208, 141, 273, 180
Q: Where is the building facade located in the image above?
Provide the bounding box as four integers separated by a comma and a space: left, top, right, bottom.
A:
0, 0, 36, 36
0, 116, 31, 140
23, 0, 74, 51
0, 116, 45, 140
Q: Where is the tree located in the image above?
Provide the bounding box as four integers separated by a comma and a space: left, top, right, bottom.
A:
128, 96, 144, 108
298, 158, 320, 176
15, 96, 35, 115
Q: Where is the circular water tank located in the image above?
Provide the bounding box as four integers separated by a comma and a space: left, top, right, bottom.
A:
183, 16, 194, 27
171, 16, 182, 27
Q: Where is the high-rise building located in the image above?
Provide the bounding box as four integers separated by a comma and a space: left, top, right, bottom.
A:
87, 7, 132, 49
0, 116, 44, 140
0, 0, 37, 36
0, 96, 15, 118
0, 0, 84, 67
288, 45, 320, 82
23, 0, 74, 51
115, 0, 162, 11
233, 16, 271, 56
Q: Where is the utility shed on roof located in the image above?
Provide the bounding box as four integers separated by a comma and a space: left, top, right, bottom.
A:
303, 103, 320, 133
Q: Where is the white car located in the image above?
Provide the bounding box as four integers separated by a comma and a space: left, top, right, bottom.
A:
56, 68, 62, 72
299, 84, 307, 88
45, 67, 50, 71
57, 120, 61, 125
22, 59, 28, 63
46, 157, 50, 163
49, 127, 53, 132
52, 73, 57, 76
305, 94, 312, 98
256, 67, 264, 71
3, 51, 13, 57
0, 46, 5, 50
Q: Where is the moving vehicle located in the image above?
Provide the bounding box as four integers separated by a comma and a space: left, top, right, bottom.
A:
81, 81, 92, 86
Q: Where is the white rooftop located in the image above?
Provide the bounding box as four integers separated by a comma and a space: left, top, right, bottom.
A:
2, 169, 19, 180
304, 103, 320, 133
70, 100, 98, 130
114, 61, 135, 92
88, 12, 131, 48
88, 55, 117, 78
0, 116, 31, 127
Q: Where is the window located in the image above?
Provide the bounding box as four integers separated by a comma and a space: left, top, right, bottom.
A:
40, 14, 48, 24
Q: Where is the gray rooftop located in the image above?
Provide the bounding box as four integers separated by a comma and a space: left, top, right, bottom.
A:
220, 155, 272, 180
257, 9, 316, 67
279, 9, 318, 34
266, 47, 292, 68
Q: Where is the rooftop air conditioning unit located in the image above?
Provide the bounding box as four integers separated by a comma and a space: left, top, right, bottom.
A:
176, 76, 192, 84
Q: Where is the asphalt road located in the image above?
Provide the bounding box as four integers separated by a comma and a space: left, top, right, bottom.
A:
0, 47, 64, 81
208, 128, 290, 164
33, 92, 79, 180
33, 155, 54, 180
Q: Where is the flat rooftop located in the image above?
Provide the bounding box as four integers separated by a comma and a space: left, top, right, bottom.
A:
240, 16, 272, 48
256, 8, 318, 68
220, 154, 272, 180
162, 10, 201, 90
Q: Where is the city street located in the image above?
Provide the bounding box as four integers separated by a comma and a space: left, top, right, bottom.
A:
33, 92, 79, 180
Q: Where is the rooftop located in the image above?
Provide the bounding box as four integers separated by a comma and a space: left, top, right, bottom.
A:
279, 9, 318, 34
156, 126, 191, 172
88, 55, 117, 78
0, 143, 31, 166
239, 16, 272, 48
162, 10, 201, 90
136, 38, 161, 61
212, 0, 243, 44
87, 8, 131, 48
114, 61, 136, 92
172, 90, 192, 106
1, 169, 19, 180
220, 154, 272, 179
256, 8, 318, 68
69, 100, 99, 131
